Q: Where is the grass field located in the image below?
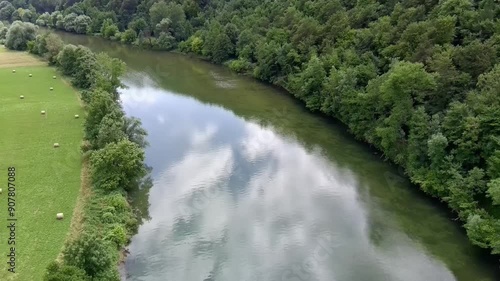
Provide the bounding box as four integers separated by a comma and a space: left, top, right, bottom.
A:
0, 47, 85, 280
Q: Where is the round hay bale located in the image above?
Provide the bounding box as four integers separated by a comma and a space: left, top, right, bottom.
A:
53, 76, 56, 79
56, 213, 64, 220
20, 95, 24, 99
53, 143, 60, 148
50, 87, 54, 91
41, 110, 46, 115
29, 74, 32, 77
12, 70, 15, 73
0, 188, 2, 194
74, 114, 79, 119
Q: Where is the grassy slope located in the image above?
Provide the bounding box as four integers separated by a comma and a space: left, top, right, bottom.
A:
0, 49, 85, 280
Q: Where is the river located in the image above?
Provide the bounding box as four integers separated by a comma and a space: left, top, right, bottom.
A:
53, 31, 499, 281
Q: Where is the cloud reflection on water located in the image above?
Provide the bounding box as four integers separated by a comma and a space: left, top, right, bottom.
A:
121, 84, 456, 281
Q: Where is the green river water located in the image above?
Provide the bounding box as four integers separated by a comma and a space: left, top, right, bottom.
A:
54, 31, 499, 281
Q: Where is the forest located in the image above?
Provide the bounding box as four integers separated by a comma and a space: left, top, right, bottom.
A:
1, 0, 499, 261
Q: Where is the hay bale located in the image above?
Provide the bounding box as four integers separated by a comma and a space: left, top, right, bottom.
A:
41, 110, 46, 115
56, 213, 64, 220
50, 87, 54, 91
29, 74, 32, 77
12, 70, 15, 73
74, 114, 79, 119
0, 188, 2, 194
53, 76, 56, 79
20, 95, 24, 99
53, 143, 60, 148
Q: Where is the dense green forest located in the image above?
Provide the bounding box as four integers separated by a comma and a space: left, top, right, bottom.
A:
2, 0, 499, 259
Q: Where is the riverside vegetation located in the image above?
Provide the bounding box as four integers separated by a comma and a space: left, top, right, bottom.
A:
1, 0, 499, 266
2, 22, 149, 280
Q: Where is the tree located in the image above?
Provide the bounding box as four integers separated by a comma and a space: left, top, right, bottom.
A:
93, 53, 126, 95
123, 117, 148, 148
63, 13, 78, 32
5, 21, 37, 50
154, 32, 176, 50
0, 1, 15, 21
95, 108, 126, 149
36, 12, 51, 26
487, 178, 500, 205
101, 19, 119, 38
63, 234, 115, 278
128, 17, 147, 33
84, 89, 119, 142
374, 61, 437, 162
121, 28, 137, 44
0, 22, 7, 40
155, 18, 171, 35
289, 55, 326, 111
57, 44, 79, 75
73, 48, 98, 89
74, 15, 92, 34
202, 22, 234, 63
149, 1, 168, 27
162, 2, 186, 39
90, 139, 146, 192
44, 33, 64, 65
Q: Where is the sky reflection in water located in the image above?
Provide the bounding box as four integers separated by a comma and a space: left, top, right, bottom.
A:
120, 74, 456, 281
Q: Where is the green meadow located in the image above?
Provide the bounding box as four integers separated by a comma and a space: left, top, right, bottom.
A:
0, 49, 85, 280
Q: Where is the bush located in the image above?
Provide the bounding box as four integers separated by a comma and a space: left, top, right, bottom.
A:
106, 193, 129, 211
121, 29, 137, 44
104, 224, 127, 248
228, 59, 251, 73
63, 233, 115, 278
44, 261, 90, 281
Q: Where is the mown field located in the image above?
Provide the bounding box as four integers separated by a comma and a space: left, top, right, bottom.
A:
0, 47, 84, 280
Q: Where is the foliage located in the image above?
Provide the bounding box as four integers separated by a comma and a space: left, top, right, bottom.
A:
44, 262, 90, 281
28, 32, 63, 64
121, 28, 137, 44
63, 233, 115, 278
5, 20, 36, 50
228, 59, 251, 73
93, 52, 126, 95
101, 19, 119, 38
90, 139, 146, 192
0, 1, 15, 21
0, 22, 6, 37
84, 89, 119, 143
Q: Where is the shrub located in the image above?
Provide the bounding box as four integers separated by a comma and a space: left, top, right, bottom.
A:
44, 261, 90, 281
106, 193, 129, 211
121, 29, 137, 44
104, 224, 127, 248
63, 233, 115, 278
228, 59, 251, 73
